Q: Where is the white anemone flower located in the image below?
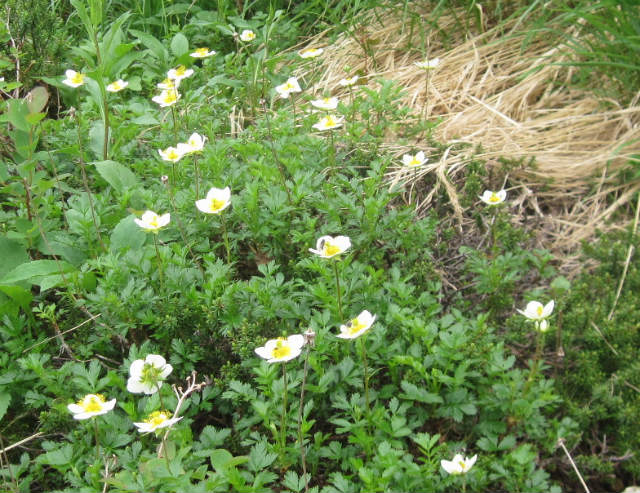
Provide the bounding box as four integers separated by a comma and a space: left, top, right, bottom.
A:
177, 133, 206, 154
337, 310, 376, 339
195, 186, 231, 214
134, 210, 170, 232
167, 65, 194, 81
133, 410, 182, 433
275, 77, 302, 99
152, 89, 180, 107
106, 79, 128, 92
479, 189, 507, 205
402, 151, 427, 167
517, 300, 555, 321
338, 76, 359, 87
441, 453, 477, 475
299, 47, 324, 59
309, 235, 351, 258
157, 78, 180, 90
255, 335, 305, 363
312, 115, 343, 131
311, 97, 339, 111
158, 146, 185, 163
63, 69, 85, 88
190, 47, 216, 58
239, 30, 256, 42
127, 354, 173, 394
415, 57, 440, 70
67, 394, 116, 420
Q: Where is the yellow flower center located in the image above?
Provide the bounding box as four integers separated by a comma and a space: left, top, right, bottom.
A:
409, 156, 421, 166
161, 78, 175, 88
167, 150, 179, 160
324, 116, 337, 128
175, 65, 186, 76
458, 460, 466, 470
209, 198, 226, 212
71, 73, 84, 84
149, 216, 159, 228
79, 394, 105, 412
323, 242, 341, 257
146, 411, 170, 428
196, 48, 208, 56
271, 338, 291, 359
348, 318, 366, 336
489, 193, 500, 203
537, 305, 543, 316
164, 90, 178, 103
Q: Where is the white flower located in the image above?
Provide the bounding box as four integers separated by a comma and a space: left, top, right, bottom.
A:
158, 146, 185, 163
299, 47, 324, 59
67, 394, 116, 420
255, 335, 305, 363
536, 319, 550, 332
190, 47, 216, 58
177, 132, 206, 154
415, 57, 440, 70
311, 97, 339, 111
63, 69, 85, 88
479, 189, 507, 205
127, 354, 173, 394
167, 65, 194, 81
441, 453, 477, 475
337, 310, 376, 339
309, 235, 351, 258
312, 115, 344, 131
133, 410, 182, 433
517, 300, 555, 321
275, 77, 302, 99
239, 30, 256, 42
402, 151, 427, 167
152, 89, 180, 107
195, 186, 231, 214
106, 79, 128, 92
134, 210, 170, 232
157, 78, 180, 90
338, 76, 359, 87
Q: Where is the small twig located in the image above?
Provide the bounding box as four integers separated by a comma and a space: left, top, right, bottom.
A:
557, 438, 591, 493
623, 380, 640, 394
589, 321, 619, 356
23, 314, 101, 353
0, 432, 43, 455
608, 192, 640, 321
101, 455, 117, 493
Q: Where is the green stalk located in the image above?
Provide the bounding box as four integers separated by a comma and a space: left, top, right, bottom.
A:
153, 233, 164, 288
93, 418, 100, 460
360, 337, 371, 426
297, 347, 311, 493
329, 130, 336, 172
281, 363, 288, 461
220, 213, 231, 264
332, 259, 343, 322
524, 329, 544, 396
193, 154, 200, 199
161, 435, 171, 473
171, 105, 178, 145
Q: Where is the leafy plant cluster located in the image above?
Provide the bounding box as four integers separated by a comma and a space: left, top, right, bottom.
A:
0, 1, 584, 492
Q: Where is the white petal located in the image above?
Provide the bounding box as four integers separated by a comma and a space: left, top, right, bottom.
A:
542, 300, 555, 317
255, 346, 271, 360
287, 334, 305, 349
160, 363, 173, 379
145, 354, 167, 368
67, 403, 84, 414
127, 377, 148, 394
129, 359, 145, 378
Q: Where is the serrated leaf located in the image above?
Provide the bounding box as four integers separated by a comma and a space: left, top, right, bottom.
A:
400, 381, 444, 404
0, 392, 11, 422
93, 160, 138, 194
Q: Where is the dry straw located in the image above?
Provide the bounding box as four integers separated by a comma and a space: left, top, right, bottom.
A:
297, 4, 640, 264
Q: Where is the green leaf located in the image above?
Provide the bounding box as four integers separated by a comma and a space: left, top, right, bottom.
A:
400, 381, 444, 404
130, 29, 168, 61
0, 392, 11, 422
0, 285, 33, 311
110, 215, 147, 252
36, 443, 73, 467
170, 32, 189, 56
93, 160, 138, 194
25, 86, 49, 114
0, 236, 29, 279
1, 260, 74, 285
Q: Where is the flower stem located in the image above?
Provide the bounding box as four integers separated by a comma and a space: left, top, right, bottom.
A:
260, 99, 293, 206
332, 259, 343, 322
360, 336, 371, 427
171, 105, 178, 145
153, 233, 164, 288
298, 347, 311, 493
193, 155, 200, 200
93, 418, 100, 460
329, 130, 336, 171
281, 363, 288, 462
524, 329, 544, 396
220, 213, 231, 264
291, 94, 297, 127
161, 435, 171, 474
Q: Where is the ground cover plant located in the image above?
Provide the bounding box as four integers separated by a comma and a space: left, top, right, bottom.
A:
0, 0, 639, 492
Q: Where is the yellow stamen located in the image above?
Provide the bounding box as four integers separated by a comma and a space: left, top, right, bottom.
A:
146, 410, 170, 427
209, 198, 226, 212
323, 242, 341, 257
348, 318, 366, 335
80, 394, 105, 412
175, 65, 186, 76
489, 193, 500, 203
537, 306, 543, 316
271, 338, 292, 359
71, 73, 84, 84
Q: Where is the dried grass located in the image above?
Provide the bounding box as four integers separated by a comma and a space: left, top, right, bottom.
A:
297, 5, 640, 265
